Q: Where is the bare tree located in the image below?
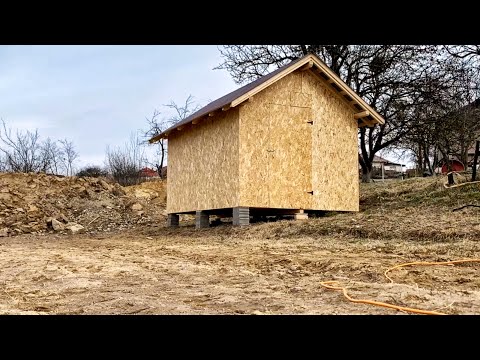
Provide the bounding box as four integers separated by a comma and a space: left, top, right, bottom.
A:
144, 95, 200, 178
59, 138, 79, 176
400, 55, 480, 178
434, 102, 480, 180
0, 119, 43, 173
445, 45, 480, 60
40, 137, 64, 174
215, 45, 458, 182
0, 152, 8, 172
144, 109, 171, 179
105, 132, 147, 186
0, 119, 80, 175
164, 94, 201, 123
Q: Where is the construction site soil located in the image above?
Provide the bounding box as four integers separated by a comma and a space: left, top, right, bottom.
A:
1, 173, 479, 314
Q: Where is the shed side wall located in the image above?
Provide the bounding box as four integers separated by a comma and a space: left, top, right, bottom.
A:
166, 109, 239, 213
302, 71, 359, 211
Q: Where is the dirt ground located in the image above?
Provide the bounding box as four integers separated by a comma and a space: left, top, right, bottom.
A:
1, 176, 480, 315
1, 224, 480, 315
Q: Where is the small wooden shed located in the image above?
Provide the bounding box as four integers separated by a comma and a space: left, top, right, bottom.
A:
150, 53, 385, 227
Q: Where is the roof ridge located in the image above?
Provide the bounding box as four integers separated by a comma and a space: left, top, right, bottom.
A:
149, 52, 384, 143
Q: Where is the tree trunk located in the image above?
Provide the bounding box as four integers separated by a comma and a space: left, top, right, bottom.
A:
462, 147, 469, 172
448, 172, 454, 185
361, 167, 372, 183
446, 158, 455, 185
417, 142, 423, 173
432, 148, 439, 176
158, 140, 165, 179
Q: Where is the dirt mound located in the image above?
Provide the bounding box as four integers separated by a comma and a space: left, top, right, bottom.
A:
123, 179, 167, 204
0, 173, 167, 237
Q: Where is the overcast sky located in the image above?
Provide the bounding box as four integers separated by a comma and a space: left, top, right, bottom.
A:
0, 45, 238, 168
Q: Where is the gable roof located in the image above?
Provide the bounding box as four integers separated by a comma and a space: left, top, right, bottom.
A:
372, 155, 388, 163
149, 53, 385, 143
373, 155, 404, 166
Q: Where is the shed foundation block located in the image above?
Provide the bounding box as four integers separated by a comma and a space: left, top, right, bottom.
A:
167, 214, 179, 227
233, 207, 250, 226
294, 210, 308, 220
195, 211, 210, 229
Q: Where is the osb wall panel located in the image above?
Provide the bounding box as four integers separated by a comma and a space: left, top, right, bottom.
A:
167, 108, 239, 213
302, 71, 359, 211
238, 102, 270, 207
239, 71, 313, 209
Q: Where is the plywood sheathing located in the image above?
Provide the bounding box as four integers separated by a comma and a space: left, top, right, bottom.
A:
239, 71, 312, 210
166, 108, 240, 214
302, 70, 359, 211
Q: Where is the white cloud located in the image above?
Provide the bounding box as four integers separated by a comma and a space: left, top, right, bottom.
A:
77, 154, 106, 169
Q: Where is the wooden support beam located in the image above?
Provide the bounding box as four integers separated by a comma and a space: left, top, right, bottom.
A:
233, 207, 250, 226
358, 120, 368, 128
195, 211, 209, 229
232, 96, 254, 108
222, 105, 231, 111
354, 110, 370, 119
191, 119, 200, 125
340, 90, 348, 95
299, 60, 314, 71
208, 112, 215, 117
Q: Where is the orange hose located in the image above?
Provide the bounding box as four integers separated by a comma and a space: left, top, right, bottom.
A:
384, 259, 480, 283
319, 281, 446, 315
320, 259, 480, 315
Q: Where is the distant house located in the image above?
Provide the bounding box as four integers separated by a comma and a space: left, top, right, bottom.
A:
371, 155, 405, 178
440, 160, 465, 174
467, 145, 479, 167
139, 167, 159, 178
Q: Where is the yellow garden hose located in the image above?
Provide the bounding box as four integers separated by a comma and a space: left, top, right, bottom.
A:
320, 259, 480, 315
319, 280, 446, 315
384, 259, 480, 283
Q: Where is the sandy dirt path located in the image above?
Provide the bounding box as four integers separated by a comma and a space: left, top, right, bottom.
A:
1, 226, 479, 315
